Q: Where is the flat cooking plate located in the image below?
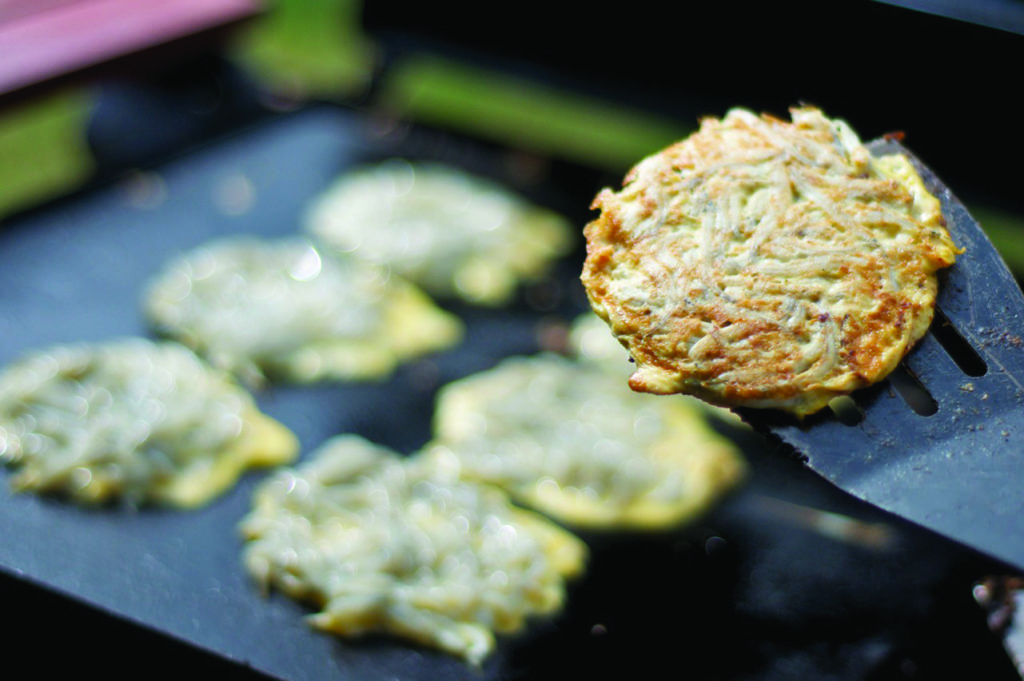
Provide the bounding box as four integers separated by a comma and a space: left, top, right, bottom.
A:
0, 104, 1019, 680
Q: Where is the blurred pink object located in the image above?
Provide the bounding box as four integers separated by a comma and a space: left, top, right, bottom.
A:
0, 0, 263, 101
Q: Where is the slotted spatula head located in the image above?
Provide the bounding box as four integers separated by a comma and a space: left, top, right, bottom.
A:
739, 138, 1024, 571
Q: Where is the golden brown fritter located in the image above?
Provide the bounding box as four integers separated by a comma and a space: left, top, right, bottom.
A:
581, 107, 959, 416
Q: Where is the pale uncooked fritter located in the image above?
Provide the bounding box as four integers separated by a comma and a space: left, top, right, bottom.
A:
144, 236, 462, 386
568, 310, 639, 376
305, 160, 574, 306
0, 338, 297, 507
426, 353, 746, 529
582, 107, 960, 416
240, 435, 586, 665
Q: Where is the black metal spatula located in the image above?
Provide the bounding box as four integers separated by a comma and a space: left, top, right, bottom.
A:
739, 138, 1024, 571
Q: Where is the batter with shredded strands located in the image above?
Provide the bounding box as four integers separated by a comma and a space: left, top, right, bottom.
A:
240, 435, 586, 666
426, 353, 745, 529
0, 338, 297, 506
581, 107, 960, 416
305, 160, 574, 306
144, 236, 463, 386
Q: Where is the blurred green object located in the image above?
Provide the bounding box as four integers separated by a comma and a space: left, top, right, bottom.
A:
0, 89, 95, 222
230, 0, 374, 99
969, 205, 1024, 275
377, 55, 691, 172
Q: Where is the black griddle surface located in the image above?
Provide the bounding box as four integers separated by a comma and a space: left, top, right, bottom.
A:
0, 104, 1019, 681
